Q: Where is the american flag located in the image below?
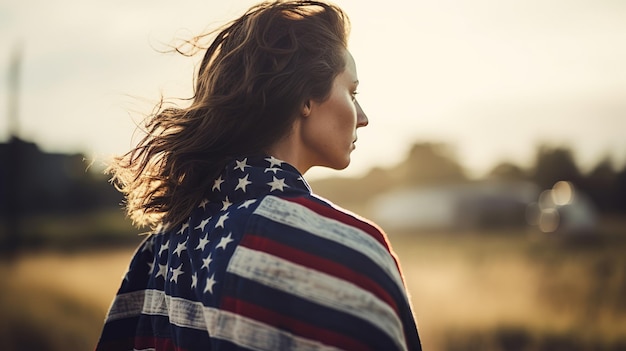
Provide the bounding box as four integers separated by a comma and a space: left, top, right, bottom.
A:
96, 155, 421, 351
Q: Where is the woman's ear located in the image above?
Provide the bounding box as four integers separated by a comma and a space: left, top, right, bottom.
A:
301, 99, 312, 117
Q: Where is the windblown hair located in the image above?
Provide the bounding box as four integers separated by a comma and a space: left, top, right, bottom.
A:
109, 0, 350, 229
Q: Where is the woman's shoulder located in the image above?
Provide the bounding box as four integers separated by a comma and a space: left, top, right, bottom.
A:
247, 193, 397, 266
224, 194, 420, 351
257, 193, 390, 246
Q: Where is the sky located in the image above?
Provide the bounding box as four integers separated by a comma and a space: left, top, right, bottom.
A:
1, 0, 625, 180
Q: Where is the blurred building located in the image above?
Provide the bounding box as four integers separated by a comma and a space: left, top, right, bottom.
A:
0, 137, 120, 216
369, 181, 539, 232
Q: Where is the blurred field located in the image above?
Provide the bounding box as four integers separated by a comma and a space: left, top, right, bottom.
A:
392, 222, 626, 351
1, 217, 625, 351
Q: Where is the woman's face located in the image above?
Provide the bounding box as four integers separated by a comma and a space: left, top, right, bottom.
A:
300, 50, 368, 170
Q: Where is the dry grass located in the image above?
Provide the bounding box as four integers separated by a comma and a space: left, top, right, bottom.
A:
1, 223, 625, 350
390, 228, 626, 350
0, 248, 137, 350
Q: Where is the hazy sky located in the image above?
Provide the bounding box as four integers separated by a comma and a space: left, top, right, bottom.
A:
1, 0, 625, 180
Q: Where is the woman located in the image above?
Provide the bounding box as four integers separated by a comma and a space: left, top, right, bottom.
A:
96, 1, 421, 350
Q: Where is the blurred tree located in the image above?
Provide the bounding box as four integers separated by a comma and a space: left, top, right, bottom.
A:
581, 157, 617, 212
531, 145, 582, 190
394, 143, 466, 186
487, 162, 529, 181
613, 165, 626, 213
310, 142, 467, 213
310, 166, 393, 211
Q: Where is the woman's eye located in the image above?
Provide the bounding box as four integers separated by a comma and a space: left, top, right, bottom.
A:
351, 91, 359, 100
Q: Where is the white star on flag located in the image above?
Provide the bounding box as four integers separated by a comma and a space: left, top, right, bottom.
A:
234, 158, 250, 171
215, 213, 229, 228
155, 263, 167, 279
235, 174, 252, 192
201, 252, 213, 270
264, 167, 280, 174
173, 240, 187, 257
212, 176, 224, 191
170, 263, 184, 283
198, 198, 209, 209
216, 233, 234, 250
177, 220, 190, 235
267, 176, 288, 192
265, 156, 283, 168
221, 196, 232, 211
195, 217, 211, 231
195, 236, 210, 251
238, 199, 256, 209
191, 272, 198, 289
204, 274, 217, 294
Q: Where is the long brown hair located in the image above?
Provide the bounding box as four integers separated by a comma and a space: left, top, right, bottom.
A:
108, 1, 350, 229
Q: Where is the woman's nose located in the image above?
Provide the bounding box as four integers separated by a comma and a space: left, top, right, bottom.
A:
355, 100, 368, 127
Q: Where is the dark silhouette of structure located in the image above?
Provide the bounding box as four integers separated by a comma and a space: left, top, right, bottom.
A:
2, 44, 22, 257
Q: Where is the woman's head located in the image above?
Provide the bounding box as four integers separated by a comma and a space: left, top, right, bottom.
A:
110, 1, 351, 228
192, 0, 350, 155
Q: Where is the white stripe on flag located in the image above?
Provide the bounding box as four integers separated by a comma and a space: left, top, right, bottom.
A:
107, 289, 343, 350
106, 289, 145, 322
253, 196, 405, 291
204, 308, 343, 351
227, 246, 407, 351
106, 289, 207, 331
143, 290, 207, 330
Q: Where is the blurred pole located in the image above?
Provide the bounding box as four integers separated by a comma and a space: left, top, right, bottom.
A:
8, 45, 21, 135
3, 43, 22, 261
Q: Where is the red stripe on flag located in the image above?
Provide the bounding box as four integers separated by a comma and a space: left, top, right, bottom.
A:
240, 234, 399, 313
134, 336, 189, 351
283, 195, 405, 277
221, 296, 372, 351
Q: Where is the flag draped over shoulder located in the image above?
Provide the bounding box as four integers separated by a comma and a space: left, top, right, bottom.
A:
96, 155, 421, 351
